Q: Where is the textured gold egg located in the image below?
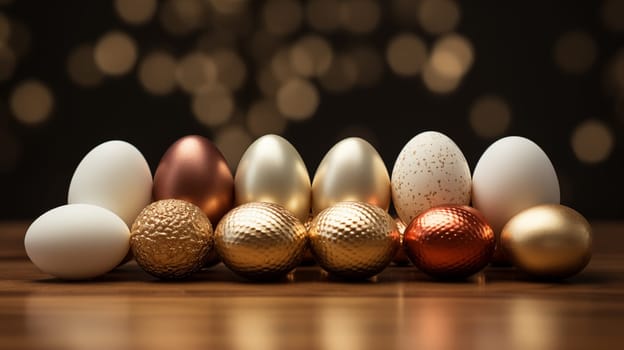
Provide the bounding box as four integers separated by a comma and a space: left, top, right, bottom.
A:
501, 204, 592, 279
215, 202, 307, 280
309, 201, 400, 279
235, 134, 311, 222
130, 199, 214, 279
312, 138, 391, 214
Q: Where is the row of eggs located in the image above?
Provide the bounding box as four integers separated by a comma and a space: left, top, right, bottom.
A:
25, 132, 561, 279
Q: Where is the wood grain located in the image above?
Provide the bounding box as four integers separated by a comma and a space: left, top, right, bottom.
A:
1, 222, 623, 350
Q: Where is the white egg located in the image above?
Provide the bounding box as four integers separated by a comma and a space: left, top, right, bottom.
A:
472, 136, 560, 234
68, 140, 153, 227
391, 131, 471, 224
25, 204, 130, 279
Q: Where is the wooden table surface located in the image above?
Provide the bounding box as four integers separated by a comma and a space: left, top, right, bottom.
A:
1, 222, 623, 350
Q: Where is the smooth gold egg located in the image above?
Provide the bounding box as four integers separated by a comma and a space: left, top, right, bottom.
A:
235, 134, 311, 222
312, 138, 391, 215
215, 202, 307, 280
309, 201, 400, 279
130, 199, 214, 279
501, 204, 592, 279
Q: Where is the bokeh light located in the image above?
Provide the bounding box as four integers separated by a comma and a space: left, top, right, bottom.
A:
257, 66, 281, 96
553, 31, 597, 74
209, 0, 247, 15
418, 0, 461, 35
0, 44, 15, 81
290, 34, 333, 77
306, 0, 341, 33
571, 119, 614, 164
271, 48, 298, 82
159, 0, 204, 36
175, 52, 217, 94
422, 61, 461, 94
319, 53, 359, 93
430, 34, 474, 78
469, 95, 512, 138
0, 12, 9, 43
602, 0, 624, 32
262, 0, 302, 36
67, 44, 104, 88
277, 78, 320, 120
386, 33, 428, 77
138, 50, 177, 95
192, 83, 234, 127
212, 48, 247, 91
94, 31, 138, 76
340, 0, 381, 34
215, 124, 253, 170
10, 79, 54, 125
114, 0, 157, 25
246, 99, 287, 136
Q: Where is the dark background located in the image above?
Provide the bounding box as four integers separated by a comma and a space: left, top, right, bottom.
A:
0, 0, 621, 220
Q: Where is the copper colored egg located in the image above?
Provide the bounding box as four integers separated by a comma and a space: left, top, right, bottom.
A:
130, 199, 214, 279
404, 205, 495, 279
309, 202, 400, 280
153, 135, 234, 225
392, 217, 411, 266
215, 202, 307, 280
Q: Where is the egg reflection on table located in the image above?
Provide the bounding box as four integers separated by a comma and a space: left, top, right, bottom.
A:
153, 135, 234, 225
312, 137, 391, 215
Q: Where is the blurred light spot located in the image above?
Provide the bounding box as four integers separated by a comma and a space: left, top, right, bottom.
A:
340, 0, 380, 34
392, 0, 420, 26
246, 99, 287, 136
0, 45, 15, 81
215, 124, 253, 170
0, 128, 20, 172
422, 61, 460, 94
271, 48, 298, 82
469, 95, 512, 138
196, 31, 237, 52
114, 0, 157, 25
351, 45, 383, 87
0, 13, 9, 42
10, 79, 54, 125
277, 78, 319, 120
138, 50, 177, 95
94, 31, 138, 76
257, 66, 281, 96
319, 54, 358, 93
159, 0, 204, 36
192, 84, 234, 127
249, 30, 281, 64
175, 52, 217, 93
209, 0, 247, 15
553, 31, 597, 75
306, 0, 341, 33
430, 33, 474, 78
571, 119, 614, 164
290, 35, 333, 77
602, 0, 624, 32
212, 48, 247, 91
67, 44, 104, 88
605, 49, 624, 94
262, 0, 302, 36
386, 33, 428, 76
7, 19, 30, 58
418, 0, 460, 35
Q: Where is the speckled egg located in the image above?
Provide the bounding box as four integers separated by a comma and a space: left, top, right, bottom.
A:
391, 131, 471, 225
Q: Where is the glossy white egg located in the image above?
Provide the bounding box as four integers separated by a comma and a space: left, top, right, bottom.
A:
68, 140, 153, 227
391, 131, 471, 225
472, 136, 560, 234
25, 204, 130, 280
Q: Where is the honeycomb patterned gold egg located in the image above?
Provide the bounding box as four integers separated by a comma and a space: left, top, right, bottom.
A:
130, 199, 214, 279
215, 202, 307, 280
404, 205, 495, 279
309, 201, 400, 280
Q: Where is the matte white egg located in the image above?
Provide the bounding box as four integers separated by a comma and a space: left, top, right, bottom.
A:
68, 140, 153, 227
25, 204, 130, 279
472, 136, 560, 234
391, 131, 471, 225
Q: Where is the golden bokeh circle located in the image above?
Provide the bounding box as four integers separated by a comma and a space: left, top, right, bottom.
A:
386, 33, 428, 77
138, 50, 177, 95
192, 84, 234, 127
67, 44, 104, 88
114, 0, 157, 25
10, 79, 54, 125
553, 31, 597, 75
277, 78, 320, 120
94, 31, 138, 76
418, 0, 461, 35
469, 95, 512, 138
571, 119, 614, 164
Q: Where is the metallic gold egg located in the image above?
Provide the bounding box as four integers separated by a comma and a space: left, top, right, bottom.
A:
501, 204, 592, 279
309, 201, 400, 279
300, 213, 316, 265
404, 205, 495, 279
153, 135, 234, 225
130, 199, 214, 279
312, 138, 391, 215
234, 134, 311, 222
215, 202, 307, 280
393, 217, 411, 266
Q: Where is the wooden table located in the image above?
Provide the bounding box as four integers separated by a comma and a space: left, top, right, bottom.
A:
1, 222, 623, 350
